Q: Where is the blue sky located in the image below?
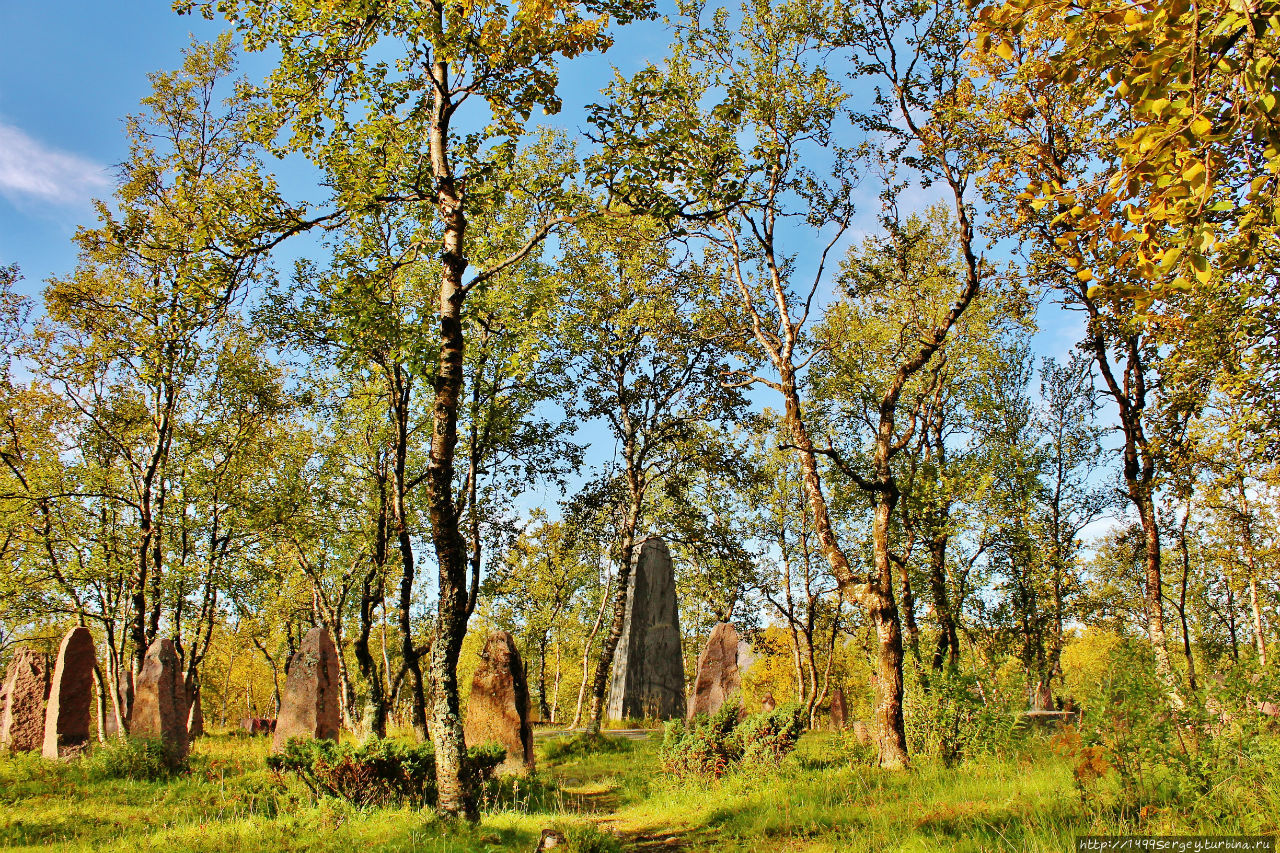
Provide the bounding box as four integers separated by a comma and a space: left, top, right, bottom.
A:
0, 3, 675, 297
0, 1, 1084, 379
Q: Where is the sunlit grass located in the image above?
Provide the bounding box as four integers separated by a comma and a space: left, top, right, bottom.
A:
1, 727, 1274, 851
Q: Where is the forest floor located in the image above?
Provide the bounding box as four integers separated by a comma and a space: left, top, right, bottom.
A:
0, 727, 1274, 853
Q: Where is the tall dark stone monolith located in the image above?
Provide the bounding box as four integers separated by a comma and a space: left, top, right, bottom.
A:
272, 626, 341, 753
687, 622, 742, 719
464, 630, 535, 774
607, 536, 686, 721
1, 648, 50, 752
42, 627, 96, 759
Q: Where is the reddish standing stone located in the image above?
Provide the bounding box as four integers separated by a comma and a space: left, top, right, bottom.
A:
131, 639, 189, 765
829, 687, 848, 731
760, 692, 777, 713
272, 627, 341, 752
851, 720, 872, 746
687, 622, 742, 719
1, 648, 51, 752
42, 627, 96, 759
464, 630, 535, 774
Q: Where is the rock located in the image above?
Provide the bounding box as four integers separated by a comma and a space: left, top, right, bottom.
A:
464, 630, 535, 774
1258, 700, 1279, 718
760, 692, 776, 713
42, 627, 96, 759
1, 648, 51, 752
536, 828, 566, 850
242, 716, 276, 735
186, 676, 204, 739
829, 687, 847, 730
687, 622, 742, 719
851, 720, 872, 746
607, 536, 686, 721
130, 639, 189, 765
272, 627, 341, 752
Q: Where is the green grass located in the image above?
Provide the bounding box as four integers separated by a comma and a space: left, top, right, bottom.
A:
1, 728, 1275, 852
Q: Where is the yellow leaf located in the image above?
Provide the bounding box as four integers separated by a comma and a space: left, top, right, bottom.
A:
1190, 116, 1212, 135
1077, 268, 1094, 282
996, 40, 1014, 62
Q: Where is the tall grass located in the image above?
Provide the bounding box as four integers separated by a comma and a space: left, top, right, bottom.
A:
1, 722, 1274, 852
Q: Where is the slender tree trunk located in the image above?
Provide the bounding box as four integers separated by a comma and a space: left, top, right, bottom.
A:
586, 491, 642, 735
551, 636, 562, 724
1136, 493, 1183, 708
571, 568, 612, 729
1249, 577, 1267, 666
928, 533, 959, 671
897, 558, 921, 666
423, 56, 477, 819
869, 493, 909, 769
537, 630, 552, 721
1176, 503, 1198, 692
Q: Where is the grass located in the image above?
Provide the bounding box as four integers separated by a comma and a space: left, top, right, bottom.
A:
1, 727, 1274, 852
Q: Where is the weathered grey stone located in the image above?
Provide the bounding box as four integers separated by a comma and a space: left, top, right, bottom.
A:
130, 639, 189, 765
1, 648, 50, 752
760, 692, 777, 713
829, 687, 847, 730
42, 627, 96, 759
687, 622, 742, 719
607, 536, 686, 721
464, 630, 535, 774
272, 627, 341, 752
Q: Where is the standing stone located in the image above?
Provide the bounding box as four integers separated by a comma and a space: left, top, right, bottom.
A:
42, 627, 96, 759
607, 536, 686, 721
851, 720, 871, 746
130, 639, 189, 765
829, 687, 848, 730
687, 622, 742, 719
463, 630, 535, 774
1, 648, 51, 752
272, 626, 341, 753
760, 693, 777, 713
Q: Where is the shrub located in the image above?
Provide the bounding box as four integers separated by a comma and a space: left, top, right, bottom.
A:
739, 705, 806, 766
661, 704, 805, 777
87, 736, 184, 781
267, 737, 505, 809
1060, 645, 1280, 827
542, 732, 634, 761
903, 667, 1011, 766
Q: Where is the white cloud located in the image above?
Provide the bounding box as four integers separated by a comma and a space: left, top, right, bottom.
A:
0, 121, 110, 206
